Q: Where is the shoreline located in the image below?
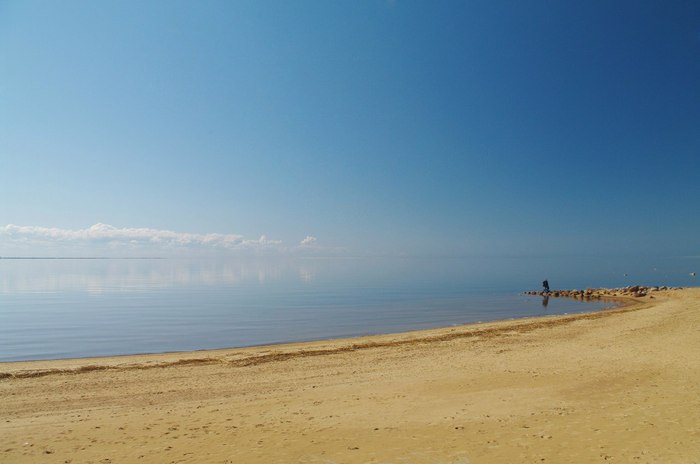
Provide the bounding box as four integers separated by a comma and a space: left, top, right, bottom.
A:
0, 288, 620, 366
2, 286, 698, 463
1, 291, 635, 378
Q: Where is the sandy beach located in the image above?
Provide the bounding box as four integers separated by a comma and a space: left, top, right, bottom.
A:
2, 287, 699, 463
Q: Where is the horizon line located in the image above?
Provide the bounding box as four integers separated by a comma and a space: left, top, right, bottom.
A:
0, 257, 166, 260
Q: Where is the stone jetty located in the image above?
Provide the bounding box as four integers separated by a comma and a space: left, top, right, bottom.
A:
524, 285, 681, 299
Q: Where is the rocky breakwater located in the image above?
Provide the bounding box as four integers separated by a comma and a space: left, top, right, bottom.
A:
524, 285, 681, 300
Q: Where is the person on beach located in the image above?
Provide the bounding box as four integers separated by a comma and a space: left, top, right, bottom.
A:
543, 279, 550, 293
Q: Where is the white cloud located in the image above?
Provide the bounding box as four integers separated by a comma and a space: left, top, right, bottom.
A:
0, 223, 339, 257
2, 223, 245, 247
300, 235, 317, 246
239, 235, 283, 248
0, 223, 289, 256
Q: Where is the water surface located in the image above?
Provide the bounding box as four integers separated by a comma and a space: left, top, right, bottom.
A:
1, 256, 694, 361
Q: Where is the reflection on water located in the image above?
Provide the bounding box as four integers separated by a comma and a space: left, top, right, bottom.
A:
0, 258, 317, 294
0, 256, 695, 361
1, 255, 696, 296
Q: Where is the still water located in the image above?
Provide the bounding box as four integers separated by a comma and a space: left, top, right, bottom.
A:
0, 256, 695, 361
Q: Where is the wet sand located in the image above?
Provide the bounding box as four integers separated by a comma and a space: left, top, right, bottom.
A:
2, 287, 699, 463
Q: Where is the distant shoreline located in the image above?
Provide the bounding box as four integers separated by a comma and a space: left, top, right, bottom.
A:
0, 256, 165, 260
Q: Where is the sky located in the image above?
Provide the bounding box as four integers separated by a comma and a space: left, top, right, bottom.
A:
1, 0, 699, 258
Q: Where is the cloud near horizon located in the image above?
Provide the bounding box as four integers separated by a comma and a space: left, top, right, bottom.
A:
0, 223, 319, 256
299, 235, 317, 246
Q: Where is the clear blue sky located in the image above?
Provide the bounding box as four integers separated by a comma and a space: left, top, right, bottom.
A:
1, 0, 699, 257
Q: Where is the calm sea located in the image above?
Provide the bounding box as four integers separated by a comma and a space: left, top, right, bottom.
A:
0, 256, 695, 361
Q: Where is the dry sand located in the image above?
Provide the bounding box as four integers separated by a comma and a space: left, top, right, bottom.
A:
1, 288, 699, 463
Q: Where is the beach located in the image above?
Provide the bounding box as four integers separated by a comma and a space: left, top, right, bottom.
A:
1, 287, 699, 463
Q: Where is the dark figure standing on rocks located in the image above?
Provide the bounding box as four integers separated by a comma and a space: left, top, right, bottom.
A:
543, 279, 550, 293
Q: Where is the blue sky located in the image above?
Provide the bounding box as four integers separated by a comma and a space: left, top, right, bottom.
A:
1, 0, 699, 257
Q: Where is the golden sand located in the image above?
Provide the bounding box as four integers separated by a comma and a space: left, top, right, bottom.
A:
2, 288, 699, 463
